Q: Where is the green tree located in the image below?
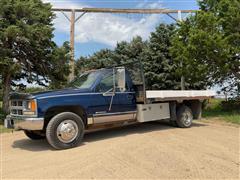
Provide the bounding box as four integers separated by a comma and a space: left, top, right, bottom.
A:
0, 0, 67, 113
142, 24, 179, 90
170, 17, 215, 90
49, 42, 70, 89
113, 36, 147, 65
0, 77, 2, 101
171, 0, 240, 92
75, 49, 114, 76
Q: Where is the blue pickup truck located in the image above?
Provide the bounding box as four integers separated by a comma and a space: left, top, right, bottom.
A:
5, 63, 215, 149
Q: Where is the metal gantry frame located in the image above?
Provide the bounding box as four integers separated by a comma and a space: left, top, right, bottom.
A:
52, 8, 196, 88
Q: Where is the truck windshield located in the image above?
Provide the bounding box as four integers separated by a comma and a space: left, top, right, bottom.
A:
68, 71, 101, 89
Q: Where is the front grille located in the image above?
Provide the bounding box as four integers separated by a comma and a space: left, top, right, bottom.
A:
10, 100, 24, 116
11, 109, 23, 115
11, 100, 23, 107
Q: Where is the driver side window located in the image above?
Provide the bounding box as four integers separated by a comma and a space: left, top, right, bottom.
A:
96, 75, 113, 92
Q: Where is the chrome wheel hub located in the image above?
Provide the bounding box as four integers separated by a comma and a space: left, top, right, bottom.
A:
57, 120, 79, 143
183, 112, 192, 126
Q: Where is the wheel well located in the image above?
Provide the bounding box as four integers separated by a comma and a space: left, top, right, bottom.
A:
43, 106, 87, 129
177, 100, 202, 119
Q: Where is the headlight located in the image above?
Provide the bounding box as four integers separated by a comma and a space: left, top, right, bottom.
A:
23, 100, 37, 116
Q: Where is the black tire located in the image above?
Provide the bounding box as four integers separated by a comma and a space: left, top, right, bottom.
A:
46, 112, 85, 150
24, 130, 45, 140
176, 105, 193, 128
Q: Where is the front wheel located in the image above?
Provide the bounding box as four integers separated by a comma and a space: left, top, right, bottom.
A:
24, 130, 45, 140
176, 106, 193, 128
46, 112, 85, 150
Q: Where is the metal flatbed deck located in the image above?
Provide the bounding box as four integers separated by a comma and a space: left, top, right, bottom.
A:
146, 90, 215, 102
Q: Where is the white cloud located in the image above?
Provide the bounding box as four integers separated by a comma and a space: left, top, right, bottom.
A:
136, 0, 163, 9
43, 0, 86, 9
43, 0, 163, 47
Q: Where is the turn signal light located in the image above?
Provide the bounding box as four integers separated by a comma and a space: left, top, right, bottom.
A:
30, 100, 37, 111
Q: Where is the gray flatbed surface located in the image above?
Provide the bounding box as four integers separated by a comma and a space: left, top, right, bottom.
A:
146, 90, 215, 101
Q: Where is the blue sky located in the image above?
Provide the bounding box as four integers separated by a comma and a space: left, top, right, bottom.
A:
44, 0, 199, 58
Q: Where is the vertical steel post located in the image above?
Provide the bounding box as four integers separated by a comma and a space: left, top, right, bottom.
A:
69, 9, 75, 82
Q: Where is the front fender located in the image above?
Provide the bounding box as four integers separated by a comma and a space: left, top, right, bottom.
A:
36, 95, 92, 118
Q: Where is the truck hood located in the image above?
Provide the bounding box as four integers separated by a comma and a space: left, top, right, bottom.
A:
10, 88, 92, 100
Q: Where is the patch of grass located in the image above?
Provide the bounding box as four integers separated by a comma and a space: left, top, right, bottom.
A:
203, 99, 240, 124
0, 124, 12, 133
0, 114, 12, 133
0, 101, 11, 133
0, 101, 4, 118
0, 103, 5, 120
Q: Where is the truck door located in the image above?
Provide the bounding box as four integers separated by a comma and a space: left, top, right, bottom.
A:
114, 77, 137, 113
90, 70, 135, 124
89, 71, 118, 124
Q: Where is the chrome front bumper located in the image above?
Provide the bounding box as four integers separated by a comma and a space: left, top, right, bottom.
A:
4, 115, 44, 131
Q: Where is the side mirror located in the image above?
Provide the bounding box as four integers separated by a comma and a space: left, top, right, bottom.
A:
116, 67, 126, 92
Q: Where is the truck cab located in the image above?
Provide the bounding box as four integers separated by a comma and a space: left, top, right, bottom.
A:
5, 63, 215, 150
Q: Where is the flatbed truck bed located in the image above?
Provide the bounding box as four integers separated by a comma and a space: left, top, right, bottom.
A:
146, 90, 215, 101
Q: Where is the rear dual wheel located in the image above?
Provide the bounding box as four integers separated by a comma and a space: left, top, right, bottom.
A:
171, 105, 193, 128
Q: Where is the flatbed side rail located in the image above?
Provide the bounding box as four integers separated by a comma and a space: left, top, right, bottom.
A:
146, 90, 216, 102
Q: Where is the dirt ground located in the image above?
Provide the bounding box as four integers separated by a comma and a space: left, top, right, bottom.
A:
1, 120, 239, 179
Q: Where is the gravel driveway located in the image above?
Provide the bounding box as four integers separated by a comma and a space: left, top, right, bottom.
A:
1, 120, 239, 179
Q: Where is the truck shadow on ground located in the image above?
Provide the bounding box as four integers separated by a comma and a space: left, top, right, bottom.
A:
12, 121, 207, 152
84, 121, 206, 143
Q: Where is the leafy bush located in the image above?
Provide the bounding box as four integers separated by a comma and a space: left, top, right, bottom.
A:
221, 97, 240, 111
0, 109, 5, 121
203, 98, 240, 124
23, 87, 46, 94
0, 87, 2, 101
0, 102, 5, 123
